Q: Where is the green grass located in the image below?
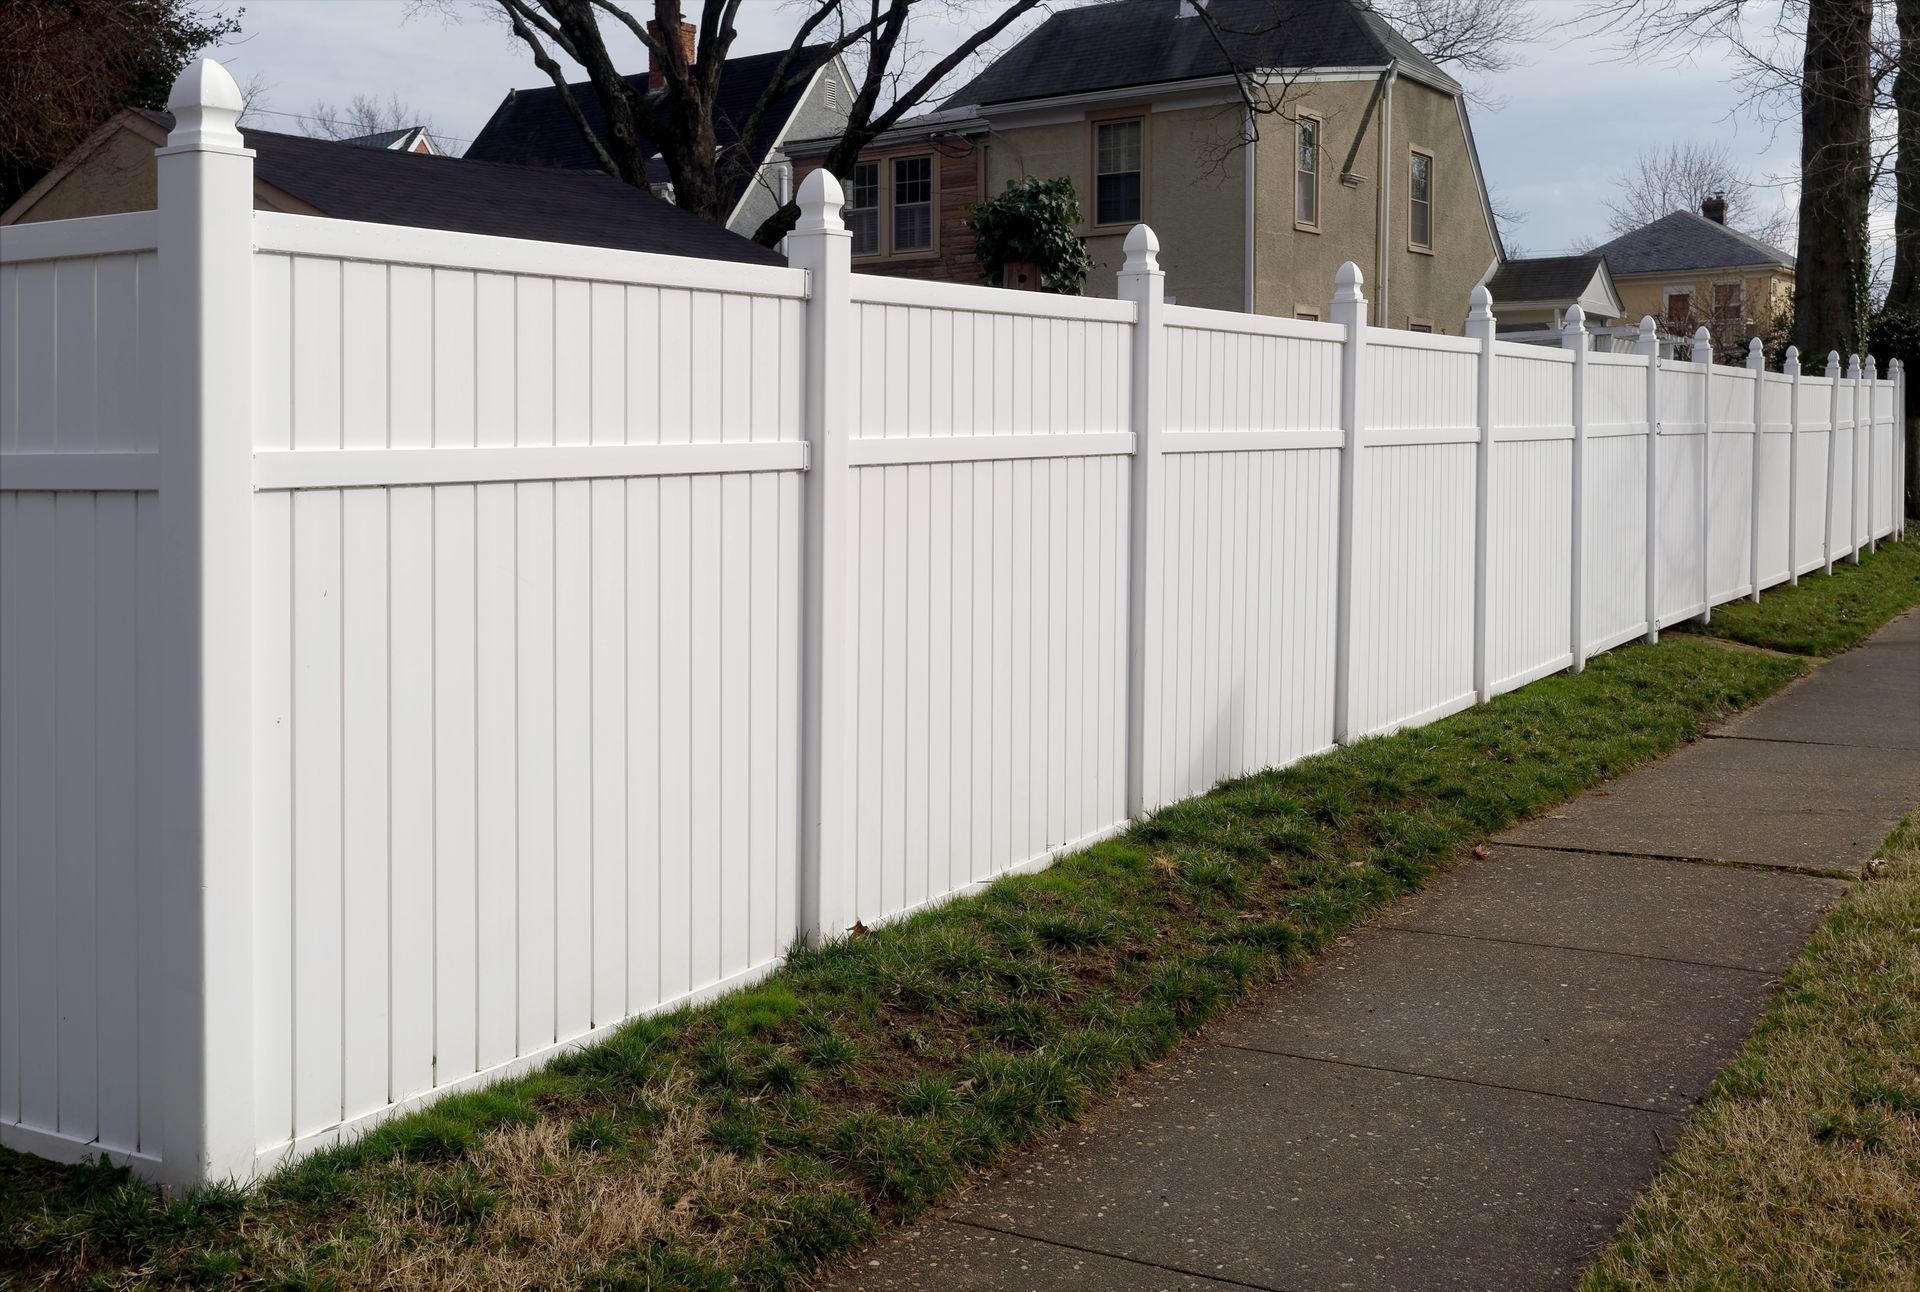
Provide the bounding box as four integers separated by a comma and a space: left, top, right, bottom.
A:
0, 637, 1808, 1291
1580, 812, 1920, 1292
1679, 537, 1919, 656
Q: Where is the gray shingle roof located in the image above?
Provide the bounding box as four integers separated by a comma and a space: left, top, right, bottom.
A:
1484, 254, 1605, 304
465, 46, 832, 205
1591, 210, 1794, 277
944, 0, 1459, 109
135, 110, 782, 266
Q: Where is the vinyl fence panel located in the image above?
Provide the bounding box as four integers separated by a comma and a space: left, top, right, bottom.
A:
2, 65, 1907, 1187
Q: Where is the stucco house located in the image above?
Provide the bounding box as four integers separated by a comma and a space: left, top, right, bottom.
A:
788, 0, 1503, 329
0, 108, 782, 266
1588, 197, 1795, 359
465, 22, 853, 243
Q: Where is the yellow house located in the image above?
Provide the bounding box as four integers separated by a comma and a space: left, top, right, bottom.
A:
1589, 199, 1795, 359
790, 0, 1502, 331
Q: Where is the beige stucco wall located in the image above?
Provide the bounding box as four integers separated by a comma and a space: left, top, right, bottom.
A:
1613, 268, 1795, 334
1254, 75, 1496, 330
984, 103, 1247, 311
8, 123, 298, 224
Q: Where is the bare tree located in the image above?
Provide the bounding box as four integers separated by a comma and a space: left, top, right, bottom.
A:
1366, 0, 1543, 76
1582, 0, 1879, 358
236, 71, 275, 128
1888, 0, 1917, 311
1601, 142, 1793, 245
457, 0, 1048, 247
300, 91, 442, 146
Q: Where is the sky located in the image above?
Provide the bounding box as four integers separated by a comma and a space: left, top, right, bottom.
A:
213, 0, 1821, 257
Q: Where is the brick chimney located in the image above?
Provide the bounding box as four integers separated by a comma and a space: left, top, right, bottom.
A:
1700, 191, 1727, 224
647, 19, 695, 91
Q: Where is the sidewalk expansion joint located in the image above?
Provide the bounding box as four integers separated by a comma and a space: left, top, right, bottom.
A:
1370, 922, 1784, 977
1493, 839, 1861, 881
1205, 1042, 1689, 1121
946, 1217, 1301, 1292
1704, 730, 1919, 754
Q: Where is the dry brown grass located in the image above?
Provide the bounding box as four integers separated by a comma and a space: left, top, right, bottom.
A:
1581, 815, 1920, 1291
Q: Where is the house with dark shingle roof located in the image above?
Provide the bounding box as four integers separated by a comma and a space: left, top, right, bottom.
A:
1589, 198, 1795, 358
464, 25, 853, 243
789, 0, 1502, 328
1482, 254, 1625, 332
0, 107, 783, 267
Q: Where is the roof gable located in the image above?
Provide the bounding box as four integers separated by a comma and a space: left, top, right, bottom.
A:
943, 0, 1458, 109
1591, 210, 1794, 277
465, 45, 832, 203
1484, 253, 1623, 319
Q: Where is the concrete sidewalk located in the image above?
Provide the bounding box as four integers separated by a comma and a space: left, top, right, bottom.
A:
821, 611, 1920, 1292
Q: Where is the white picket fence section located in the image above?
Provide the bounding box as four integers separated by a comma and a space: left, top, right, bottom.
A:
0, 64, 1909, 1188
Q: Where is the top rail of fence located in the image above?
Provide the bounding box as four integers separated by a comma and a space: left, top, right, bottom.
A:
847, 271, 1136, 322
253, 211, 809, 300
0, 211, 158, 264
1163, 302, 1346, 343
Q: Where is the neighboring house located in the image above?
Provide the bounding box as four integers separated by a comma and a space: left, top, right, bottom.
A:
789, 0, 1503, 329
1589, 197, 1795, 358
1, 108, 783, 266
343, 125, 442, 155
1479, 253, 1653, 351
465, 22, 852, 242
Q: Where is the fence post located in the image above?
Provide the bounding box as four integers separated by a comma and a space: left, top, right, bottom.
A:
1561, 305, 1588, 672
1330, 262, 1369, 743
1848, 353, 1863, 564
1466, 286, 1496, 702
1896, 358, 1908, 538
1747, 337, 1765, 601
788, 170, 856, 943
1866, 355, 1879, 553
154, 58, 256, 1189
1636, 317, 1660, 643
1825, 352, 1842, 575
1786, 346, 1801, 585
1694, 326, 1713, 623
1120, 226, 1166, 818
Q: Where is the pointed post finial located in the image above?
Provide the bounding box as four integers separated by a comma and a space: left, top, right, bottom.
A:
1333, 260, 1366, 306
1746, 336, 1765, 370
1122, 224, 1161, 276
1560, 303, 1586, 350
1847, 353, 1862, 378
1467, 284, 1493, 323
1827, 350, 1843, 377
1866, 354, 1878, 379
1692, 325, 1713, 364
165, 58, 246, 151
1785, 344, 1800, 375
794, 168, 845, 235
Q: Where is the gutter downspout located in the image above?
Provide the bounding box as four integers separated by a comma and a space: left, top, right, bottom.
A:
1244, 104, 1256, 312
1375, 62, 1397, 328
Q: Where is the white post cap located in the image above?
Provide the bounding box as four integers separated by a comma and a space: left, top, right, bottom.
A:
1866, 355, 1878, 379
1121, 223, 1161, 275
1561, 303, 1586, 348
165, 58, 246, 151
1333, 260, 1366, 306
794, 167, 846, 235
1693, 325, 1713, 362
1827, 350, 1843, 376
1847, 353, 1862, 378
1747, 336, 1765, 369
1466, 284, 1493, 323
1785, 344, 1800, 374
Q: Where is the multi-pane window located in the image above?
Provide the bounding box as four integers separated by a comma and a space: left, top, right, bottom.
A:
847, 161, 880, 256
1409, 149, 1433, 249
1296, 117, 1319, 227
892, 156, 933, 252
1665, 291, 1693, 331
1095, 118, 1144, 225
1711, 282, 1742, 329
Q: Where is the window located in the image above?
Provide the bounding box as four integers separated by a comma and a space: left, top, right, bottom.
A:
847, 161, 879, 256
892, 156, 933, 253
1295, 310, 1319, 322
1296, 116, 1320, 228
1095, 118, 1144, 225
1409, 149, 1433, 250
1665, 290, 1693, 331
1711, 282, 1742, 330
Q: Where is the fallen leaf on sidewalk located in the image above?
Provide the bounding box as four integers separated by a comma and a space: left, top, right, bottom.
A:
1473, 845, 1489, 859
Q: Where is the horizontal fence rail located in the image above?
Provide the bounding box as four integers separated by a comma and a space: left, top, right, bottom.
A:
0, 63, 1909, 1188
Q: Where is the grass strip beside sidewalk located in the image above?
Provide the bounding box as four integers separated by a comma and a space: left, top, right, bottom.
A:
1678, 538, 1920, 656
0, 638, 1804, 1291
1581, 812, 1920, 1292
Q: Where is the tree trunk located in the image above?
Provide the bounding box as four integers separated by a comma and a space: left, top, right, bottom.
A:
1793, 0, 1874, 360
1890, 0, 1918, 312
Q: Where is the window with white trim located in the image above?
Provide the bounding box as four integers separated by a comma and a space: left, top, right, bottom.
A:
847, 161, 880, 256
892, 155, 933, 253
1095, 118, 1144, 225
1409, 149, 1433, 250
1296, 116, 1319, 227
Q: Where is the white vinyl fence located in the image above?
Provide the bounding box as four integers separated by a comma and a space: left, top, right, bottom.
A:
0, 63, 1908, 1188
